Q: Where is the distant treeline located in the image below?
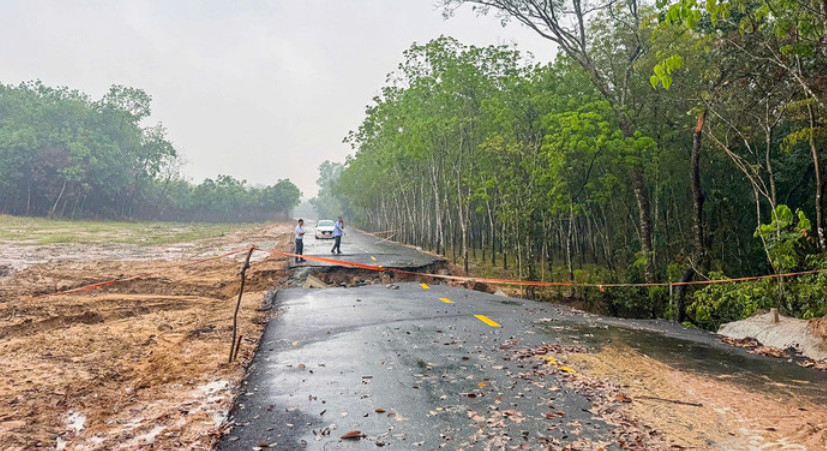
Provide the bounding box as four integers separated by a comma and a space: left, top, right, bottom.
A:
0, 81, 300, 222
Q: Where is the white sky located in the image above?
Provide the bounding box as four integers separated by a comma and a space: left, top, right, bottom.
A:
0, 1, 556, 198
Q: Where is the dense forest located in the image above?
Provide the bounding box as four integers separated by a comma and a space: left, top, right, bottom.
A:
0, 81, 300, 222
331, 0, 827, 327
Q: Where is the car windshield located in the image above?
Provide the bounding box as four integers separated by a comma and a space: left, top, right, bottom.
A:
318, 220, 335, 227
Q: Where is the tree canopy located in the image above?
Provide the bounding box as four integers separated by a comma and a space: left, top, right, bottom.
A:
0, 81, 301, 222
335, 0, 827, 326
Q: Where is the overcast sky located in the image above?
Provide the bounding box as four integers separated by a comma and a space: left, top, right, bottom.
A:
0, 1, 556, 199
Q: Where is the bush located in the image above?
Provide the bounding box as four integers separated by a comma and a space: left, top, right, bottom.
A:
688, 205, 827, 329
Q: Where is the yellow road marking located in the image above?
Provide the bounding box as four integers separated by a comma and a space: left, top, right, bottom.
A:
474, 315, 501, 327
440, 297, 454, 304
370, 256, 377, 261
420, 283, 430, 290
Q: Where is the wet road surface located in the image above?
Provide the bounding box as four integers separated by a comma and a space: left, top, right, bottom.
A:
289, 222, 442, 271
218, 283, 827, 450
219, 283, 616, 450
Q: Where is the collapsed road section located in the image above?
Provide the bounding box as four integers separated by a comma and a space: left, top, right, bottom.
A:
286, 228, 448, 288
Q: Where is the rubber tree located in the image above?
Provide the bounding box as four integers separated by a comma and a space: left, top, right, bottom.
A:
442, 0, 660, 283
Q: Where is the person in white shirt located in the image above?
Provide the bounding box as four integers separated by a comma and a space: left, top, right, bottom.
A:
294, 219, 306, 263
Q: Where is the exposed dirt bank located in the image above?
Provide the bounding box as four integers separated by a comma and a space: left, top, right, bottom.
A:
567, 346, 827, 449
0, 223, 292, 450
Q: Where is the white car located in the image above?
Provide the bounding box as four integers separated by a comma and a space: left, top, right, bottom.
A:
315, 219, 336, 239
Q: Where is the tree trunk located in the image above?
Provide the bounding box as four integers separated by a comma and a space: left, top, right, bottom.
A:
677, 111, 708, 322
567, 201, 575, 281
631, 169, 655, 282
50, 180, 67, 218
808, 103, 825, 250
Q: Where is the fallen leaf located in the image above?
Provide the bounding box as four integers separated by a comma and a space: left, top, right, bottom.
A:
540, 355, 558, 365
341, 430, 364, 440
375, 408, 386, 413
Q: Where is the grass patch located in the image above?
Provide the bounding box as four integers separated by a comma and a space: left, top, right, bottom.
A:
0, 215, 258, 246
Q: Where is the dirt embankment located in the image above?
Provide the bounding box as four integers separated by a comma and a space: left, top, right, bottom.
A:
0, 224, 293, 450
810, 316, 827, 340
566, 346, 827, 449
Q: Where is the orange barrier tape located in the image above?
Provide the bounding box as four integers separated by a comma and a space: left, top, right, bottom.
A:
264, 249, 390, 272
261, 248, 599, 286
33, 241, 824, 300
30, 245, 257, 300
258, 248, 827, 290
374, 231, 399, 244
361, 229, 399, 235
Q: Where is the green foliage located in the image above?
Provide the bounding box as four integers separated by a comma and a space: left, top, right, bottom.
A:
689, 272, 827, 329
754, 205, 814, 273
0, 81, 300, 222
689, 272, 775, 329
343, 0, 827, 324
650, 54, 684, 89
689, 207, 826, 329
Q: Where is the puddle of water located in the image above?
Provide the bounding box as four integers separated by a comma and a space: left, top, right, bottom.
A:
539, 322, 827, 405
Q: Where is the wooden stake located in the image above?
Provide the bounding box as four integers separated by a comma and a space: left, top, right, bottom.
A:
230, 247, 255, 363
233, 334, 243, 361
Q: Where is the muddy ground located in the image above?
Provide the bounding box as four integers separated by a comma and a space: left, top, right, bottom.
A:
0, 223, 292, 450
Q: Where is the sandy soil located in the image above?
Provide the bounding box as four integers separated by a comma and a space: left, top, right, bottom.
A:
566, 346, 827, 450
0, 224, 293, 450
810, 316, 827, 340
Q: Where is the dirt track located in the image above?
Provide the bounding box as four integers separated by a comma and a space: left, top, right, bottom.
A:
0, 223, 293, 450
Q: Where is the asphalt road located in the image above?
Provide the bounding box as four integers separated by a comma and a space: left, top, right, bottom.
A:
290, 221, 442, 270
218, 283, 616, 450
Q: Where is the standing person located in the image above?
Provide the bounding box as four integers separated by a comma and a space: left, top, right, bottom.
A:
331, 216, 344, 255
294, 219, 306, 263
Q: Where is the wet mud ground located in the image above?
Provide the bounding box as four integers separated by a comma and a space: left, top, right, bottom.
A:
0, 223, 294, 450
